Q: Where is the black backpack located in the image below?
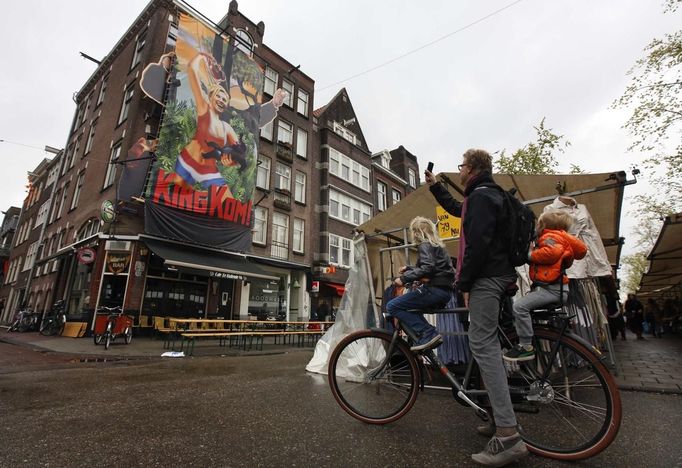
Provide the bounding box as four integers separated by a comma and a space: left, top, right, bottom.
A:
498, 187, 536, 267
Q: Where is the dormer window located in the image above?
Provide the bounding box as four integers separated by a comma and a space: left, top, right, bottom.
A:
380, 152, 391, 169
333, 122, 356, 145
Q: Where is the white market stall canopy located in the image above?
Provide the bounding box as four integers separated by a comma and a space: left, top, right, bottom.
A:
358, 171, 634, 268
638, 212, 682, 299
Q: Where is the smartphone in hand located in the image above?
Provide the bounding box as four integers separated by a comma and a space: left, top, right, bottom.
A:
426, 161, 434, 173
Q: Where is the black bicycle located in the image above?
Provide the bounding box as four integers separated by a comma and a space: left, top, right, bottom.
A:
328, 302, 622, 461
39, 301, 67, 336
7, 308, 40, 333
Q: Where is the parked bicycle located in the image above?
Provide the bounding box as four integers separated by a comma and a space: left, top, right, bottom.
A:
7, 307, 40, 333
93, 306, 133, 350
39, 300, 67, 336
328, 297, 622, 461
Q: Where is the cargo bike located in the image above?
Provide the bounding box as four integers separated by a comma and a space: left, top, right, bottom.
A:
93, 306, 133, 350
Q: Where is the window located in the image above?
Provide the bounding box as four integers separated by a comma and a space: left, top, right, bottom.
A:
328, 148, 370, 191
118, 83, 135, 124
377, 182, 387, 211
253, 206, 267, 244
70, 172, 85, 210
104, 143, 121, 188
260, 118, 274, 141
57, 183, 69, 219
392, 189, 401, 206
281, 79, 294, 107
271, 212, 289, 259
235, 29, 253, 56
380, 153, 391, 169
81, 93, 92, 126
293, 218, 304, 253
294, 171, 306, 204
84, 121, 96, 155
329, 189, 371, 225
297, 89, 309, 117
50, 189, 60, 223
131, 30, 146, 69
277, 120, 293, 145
275, 163, 291, 191
167, 23, 178, 48
264, 66, 278, 96
256, 155, 271, 190
74, 103, 85, 130
46, 165, 59, 188
24, 242, 39, 271
35, 201, 50, 229
330, 234, 353, 268
97, 76, 108, 106
333, 121, 357, 145
296, 128, 308, 158
408, 168, 416, 188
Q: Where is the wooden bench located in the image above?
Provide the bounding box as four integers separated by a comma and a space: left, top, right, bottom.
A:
180, 331, 287, 355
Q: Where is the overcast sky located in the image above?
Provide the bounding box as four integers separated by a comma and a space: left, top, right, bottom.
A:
1, 0, 679, 259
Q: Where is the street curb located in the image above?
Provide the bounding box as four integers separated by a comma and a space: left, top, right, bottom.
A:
617, 384, 682, 395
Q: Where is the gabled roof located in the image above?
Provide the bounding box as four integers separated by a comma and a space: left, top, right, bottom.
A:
313, 88, 370, 152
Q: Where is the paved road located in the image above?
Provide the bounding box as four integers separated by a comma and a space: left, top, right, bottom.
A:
1, 346, 681, 467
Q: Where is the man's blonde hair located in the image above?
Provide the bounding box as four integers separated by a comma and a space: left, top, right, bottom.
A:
463, 149, 493, 173
537, 209, 574, 232
409, 216, 444, 248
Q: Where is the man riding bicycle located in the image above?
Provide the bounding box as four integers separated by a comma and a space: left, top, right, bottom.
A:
425, 149, 526, 467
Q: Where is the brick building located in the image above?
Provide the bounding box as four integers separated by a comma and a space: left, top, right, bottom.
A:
0, 0, 422, 328
0, 206, 21, 316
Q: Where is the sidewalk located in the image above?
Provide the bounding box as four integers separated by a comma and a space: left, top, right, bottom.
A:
610, 329, 682, 394
0, 327, 313, 361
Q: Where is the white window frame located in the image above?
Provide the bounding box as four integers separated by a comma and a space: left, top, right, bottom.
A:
333, 121, 357, 145
408, 168, 416, 188
97, 76, 108, 106
281, 79, 294, 107
392, 189, 401, 206
70, 172, 85, 210
277, 120, 293, 145
377, 182, 387, 211
256, 155, 271, 190
328, 148, 370, 192
264, 66, 278, 96
329, 234, 353, 268
271, 212, 289, 256
234, 29, 254, 56
297, 89, 309, 117
275, 163, 291, 192
296, 128, 308, 158
23, 242, 39, 271
253, 206, 268, 245
84, 121, 96, 155
118, 83, 135, 125
293, 218, 304, 253
260, 118, 274, 141
294, 171, 306, 204
131, 30, 147, 69
329, 189, 371, 226
104, 143, 121, 189
57, 183, 69, 219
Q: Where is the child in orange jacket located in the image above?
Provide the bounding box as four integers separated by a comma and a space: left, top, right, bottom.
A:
503, 209, 587, 362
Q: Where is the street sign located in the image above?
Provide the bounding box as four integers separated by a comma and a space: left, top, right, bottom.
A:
100, 200, 116, 223
76, 247, 96, 265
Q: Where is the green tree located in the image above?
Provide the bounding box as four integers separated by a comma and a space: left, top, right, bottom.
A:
620, 251, 650, 294
495, 118, 573, 174
613, 0, 681, 292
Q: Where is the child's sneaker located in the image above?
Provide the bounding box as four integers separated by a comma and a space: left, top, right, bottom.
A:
503, 344, 535, 362
410, 330, 443, 352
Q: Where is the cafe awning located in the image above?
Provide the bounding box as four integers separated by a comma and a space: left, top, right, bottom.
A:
638, 213, 682, 298
143, 236, 279, 281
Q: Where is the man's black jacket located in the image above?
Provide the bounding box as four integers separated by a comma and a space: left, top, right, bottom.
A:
429, 171, 515, 292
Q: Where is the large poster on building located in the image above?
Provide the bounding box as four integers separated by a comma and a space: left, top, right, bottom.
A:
144, 12, 279, 251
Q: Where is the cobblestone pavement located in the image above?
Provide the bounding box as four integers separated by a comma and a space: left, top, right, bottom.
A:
611, 329, 682, 394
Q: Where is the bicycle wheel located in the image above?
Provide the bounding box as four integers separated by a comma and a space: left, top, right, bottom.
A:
104, 333, 111, 350
510, 328, 622, 460
39, 320, 52, 336
93, 334, 103, 345
124, 327, 132, 344
328, 329, 420, 425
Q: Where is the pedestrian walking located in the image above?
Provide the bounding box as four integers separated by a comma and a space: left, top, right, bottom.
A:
606, 295, 626, 341
624, 294, 644, 340
646, 298, 663, 338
